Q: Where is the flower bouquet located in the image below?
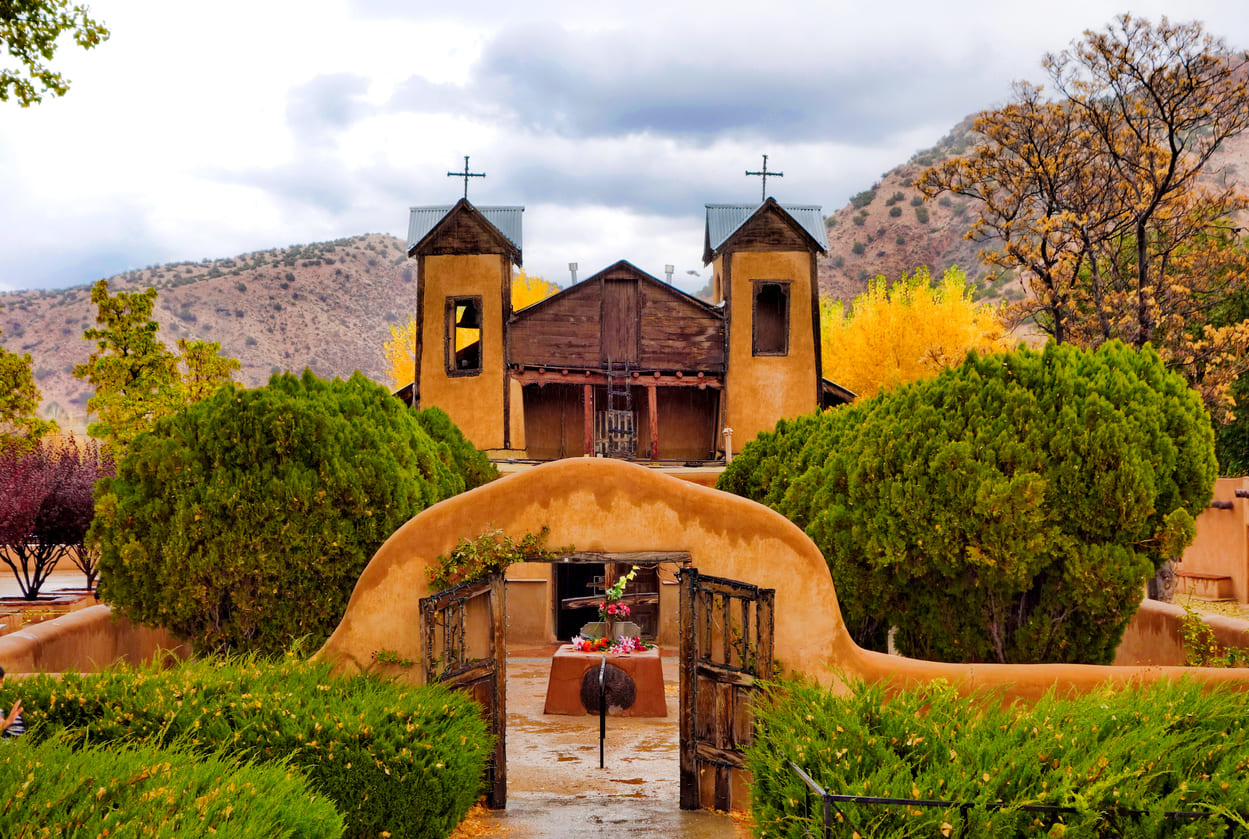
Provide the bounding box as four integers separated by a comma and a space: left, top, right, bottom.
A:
572, 635, 612, 653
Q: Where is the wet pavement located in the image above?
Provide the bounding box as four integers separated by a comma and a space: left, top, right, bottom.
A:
461, 651, 749, 838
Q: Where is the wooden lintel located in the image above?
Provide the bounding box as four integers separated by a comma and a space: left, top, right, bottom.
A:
512, 370, 722, 389
538, 550, 693, 565
560, 592, 660, 609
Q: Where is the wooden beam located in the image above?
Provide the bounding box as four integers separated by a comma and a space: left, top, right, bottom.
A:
413, 255, 426, 408
648, 384, 659, 461
502, 258, 512, 449
512, 369, 723, 389
536, 550, 693, 565
583, 384, 593, 455
560, 592, 659, 610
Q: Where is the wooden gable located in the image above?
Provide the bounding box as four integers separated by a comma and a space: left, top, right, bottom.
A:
408, 199, 521, 262
705, 199, 825, 261
509, 260, 725, 372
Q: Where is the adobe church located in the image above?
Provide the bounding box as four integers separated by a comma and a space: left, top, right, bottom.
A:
397, 189, 852, 462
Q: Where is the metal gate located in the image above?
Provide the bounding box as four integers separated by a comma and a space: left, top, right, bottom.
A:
419, 574, 507, 808
679, 568, 775, 811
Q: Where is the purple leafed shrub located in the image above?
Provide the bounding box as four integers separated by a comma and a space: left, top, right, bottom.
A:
0, 439, 115, 599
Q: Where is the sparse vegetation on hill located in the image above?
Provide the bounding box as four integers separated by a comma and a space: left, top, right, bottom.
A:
0, 233, 412, 433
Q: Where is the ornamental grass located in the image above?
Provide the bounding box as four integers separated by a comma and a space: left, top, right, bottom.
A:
747, 676, 1249, 837
2, 654, 491, 839
0, 738, 344, 838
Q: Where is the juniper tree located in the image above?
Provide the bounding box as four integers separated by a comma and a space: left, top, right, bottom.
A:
719, 341, 1216, 664
91, 371, 497, 655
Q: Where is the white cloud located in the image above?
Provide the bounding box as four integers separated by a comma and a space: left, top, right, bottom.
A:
2, 0, 1248, 292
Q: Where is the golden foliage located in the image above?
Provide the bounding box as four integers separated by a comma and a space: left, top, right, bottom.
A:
821, 266, 1011, 399
382, 270, 560, 389
511, 269, 561, 312
917, 15, 1249, 419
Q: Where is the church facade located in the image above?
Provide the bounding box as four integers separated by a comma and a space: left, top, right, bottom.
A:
399, 196, 851, 461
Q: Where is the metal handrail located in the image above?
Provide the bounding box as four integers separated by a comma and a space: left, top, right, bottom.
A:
787, 762, 1233, 837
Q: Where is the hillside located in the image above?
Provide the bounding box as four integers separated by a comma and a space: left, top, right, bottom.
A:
818, 114, 1249, 305
0, 234, 413, 432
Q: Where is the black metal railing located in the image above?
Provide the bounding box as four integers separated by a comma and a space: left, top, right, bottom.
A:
789, 762, 1235, 838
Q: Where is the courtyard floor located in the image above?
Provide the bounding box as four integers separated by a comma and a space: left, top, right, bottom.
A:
451, 648, 750, 838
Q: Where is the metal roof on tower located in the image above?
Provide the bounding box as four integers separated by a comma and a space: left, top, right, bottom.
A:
704, 202, 828, 254
407, 204, 524, 252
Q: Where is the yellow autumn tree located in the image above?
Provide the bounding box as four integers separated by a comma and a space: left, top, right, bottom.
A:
821, 266, 1012, 399
383, 269, 561, 389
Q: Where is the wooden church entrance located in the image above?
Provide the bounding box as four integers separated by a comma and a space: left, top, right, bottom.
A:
418, 563, 774, 811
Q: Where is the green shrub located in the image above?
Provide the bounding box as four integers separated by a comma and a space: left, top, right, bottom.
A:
915, 205, 930, 223
747, 677, 1249, 837
0, 738, 345, 838
413, 406, 499, 491
4, 656, 490, 839
850, 189, 877, 209
92, 370, 498, 655
1180, 606, 1249, 667
851, 241, 865, 256
888, 205, 902, 217
719, 342, 1216, 662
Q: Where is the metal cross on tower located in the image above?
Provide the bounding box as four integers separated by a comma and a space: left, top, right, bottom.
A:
448, 156, 486, 199
745, 154, 783, 202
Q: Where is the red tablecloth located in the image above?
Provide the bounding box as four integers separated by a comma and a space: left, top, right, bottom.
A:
542, 644, 668, 717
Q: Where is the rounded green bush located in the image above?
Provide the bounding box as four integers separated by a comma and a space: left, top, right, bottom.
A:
719, 341, 1216, 663
92, 370, 497, 655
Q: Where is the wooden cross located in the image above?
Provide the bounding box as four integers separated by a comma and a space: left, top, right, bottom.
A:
746, 154, 783, 202
448, 155, 486, 199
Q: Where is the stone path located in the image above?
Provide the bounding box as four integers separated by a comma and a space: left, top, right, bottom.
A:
455, 655, 749, 838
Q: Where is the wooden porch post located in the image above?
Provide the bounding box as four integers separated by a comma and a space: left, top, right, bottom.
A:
583, 384, 594, 455
648, 384, 658, 460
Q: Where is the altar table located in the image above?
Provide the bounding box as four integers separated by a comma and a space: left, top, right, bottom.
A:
542, 644, 668, 717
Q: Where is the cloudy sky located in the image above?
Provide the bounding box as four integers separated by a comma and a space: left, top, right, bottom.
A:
3, 1, 1247, 296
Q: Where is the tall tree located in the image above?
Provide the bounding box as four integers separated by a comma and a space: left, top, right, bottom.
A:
73, 281, 181, 453
1, 0, 109, 106
73, 281, 240, 454
917, 15, 1249, 420
820, 266, 1011, 399
177, 338, 241, 403
0, 305, 54, 443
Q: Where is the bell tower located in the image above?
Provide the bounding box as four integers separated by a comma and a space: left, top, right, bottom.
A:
704, 198, 828, 449
406, 199, 525, 451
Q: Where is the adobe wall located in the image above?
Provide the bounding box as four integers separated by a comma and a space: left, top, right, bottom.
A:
1114, 598, 1249, 667
1181, 477, 1249, 602
318, 458, 1249, 700
723, 250, 818, 447
318, 457, 844, 680
0, 605, 190, 675
419, 253, 513, 450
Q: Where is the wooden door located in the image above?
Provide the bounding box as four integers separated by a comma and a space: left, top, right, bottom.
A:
601, 278, 639, 363
679, 568, 774, 811
419, 575, 507, 808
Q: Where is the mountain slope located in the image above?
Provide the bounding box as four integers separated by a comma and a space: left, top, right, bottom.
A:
819, 114, 1249, 305
0, 234, 413, 432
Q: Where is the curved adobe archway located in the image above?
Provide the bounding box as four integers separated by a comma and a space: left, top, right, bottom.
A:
318, 457, 847, 681
317, 458, 1249, 699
